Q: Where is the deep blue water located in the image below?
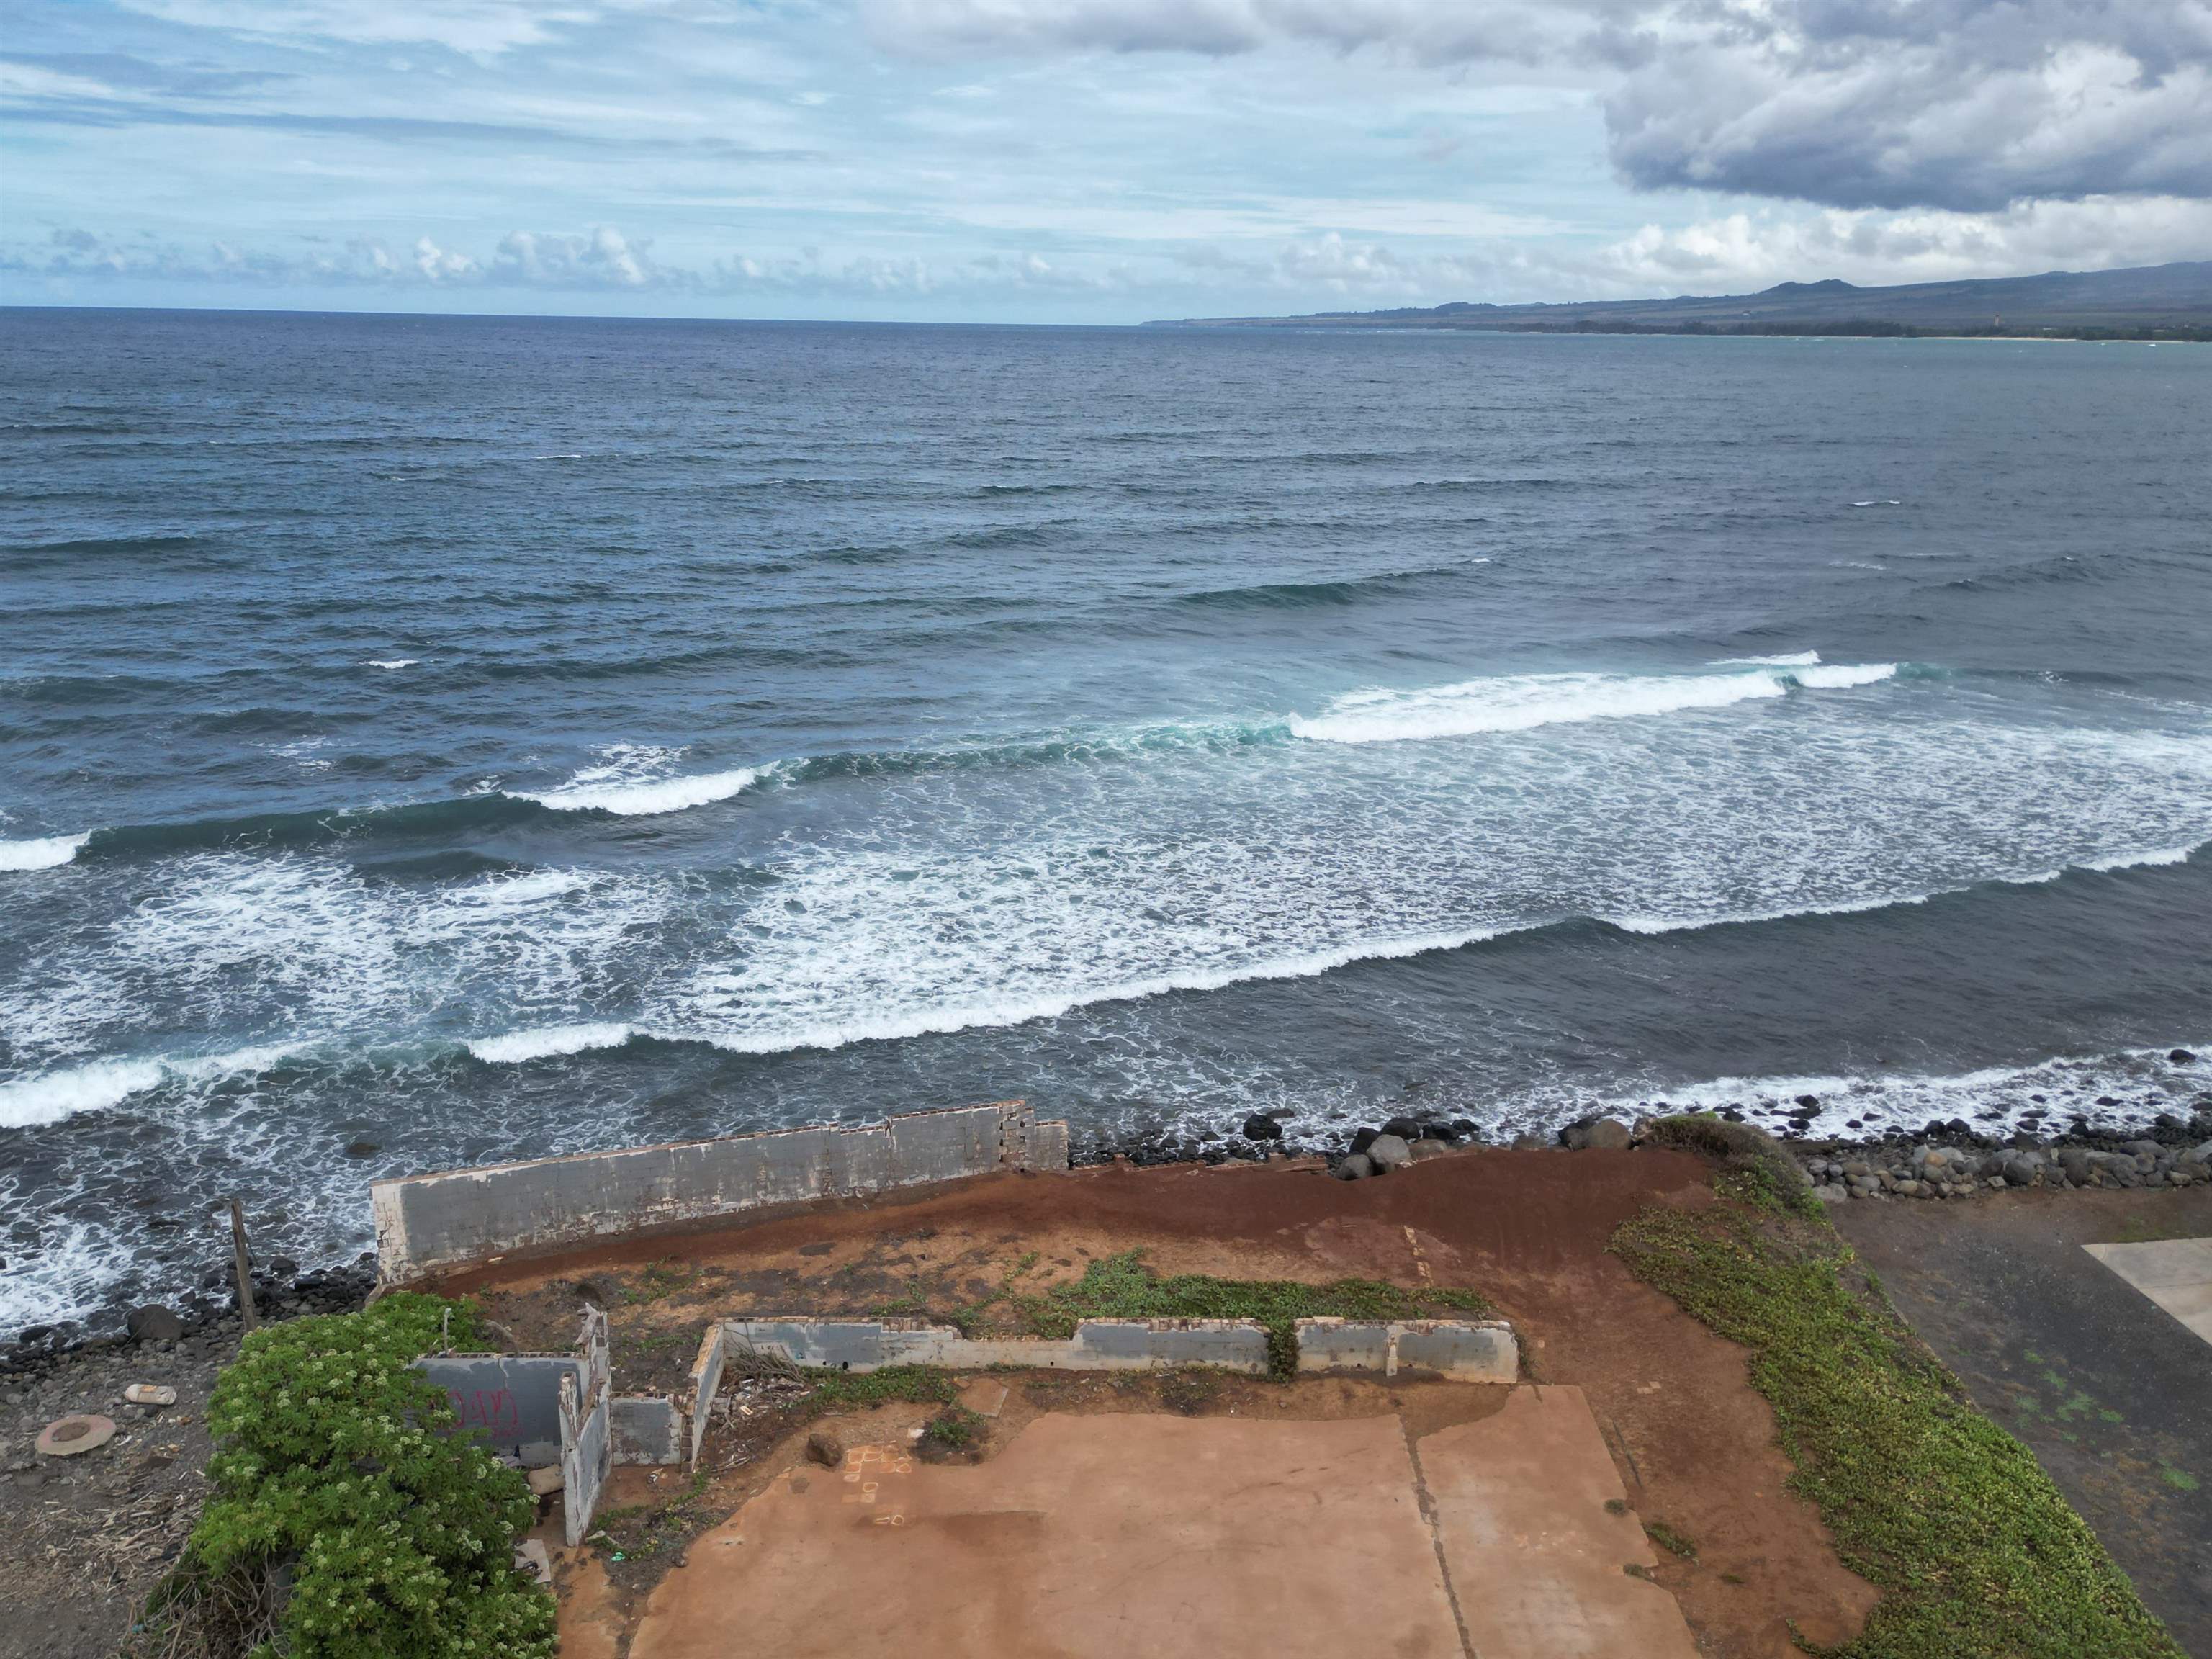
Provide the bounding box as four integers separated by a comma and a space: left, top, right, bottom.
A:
4, 307, 2211, 1337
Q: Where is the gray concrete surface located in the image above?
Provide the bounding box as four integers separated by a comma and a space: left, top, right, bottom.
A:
2087, 1238, 2212, 1347
611, 1395, 684, 1465
372, 1100, 1069, 1281
1833, 1189, 2212, 1656
1295, 1318, 1520, 1382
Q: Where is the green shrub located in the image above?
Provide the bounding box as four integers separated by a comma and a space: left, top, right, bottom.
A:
1640, 1112, 1817, 1216
135, 1293, 555, 1659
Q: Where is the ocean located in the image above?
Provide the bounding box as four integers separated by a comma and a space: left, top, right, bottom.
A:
3, 307, 2210, 1340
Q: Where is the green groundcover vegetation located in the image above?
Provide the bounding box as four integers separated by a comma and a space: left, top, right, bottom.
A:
1613, 1121, 2182, 1659
126, 1293, 554, 1659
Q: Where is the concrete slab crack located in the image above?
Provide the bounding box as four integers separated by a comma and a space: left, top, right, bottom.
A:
1401, 1416, 1477, 1659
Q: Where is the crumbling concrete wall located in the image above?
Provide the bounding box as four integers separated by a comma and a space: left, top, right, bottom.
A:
560, 1370, 611, 1548
721, 1317, 1274, 1374
683, 1326, 727, 1467
372, 1100, 1069, 1283
1292, 1319, 1519, 1382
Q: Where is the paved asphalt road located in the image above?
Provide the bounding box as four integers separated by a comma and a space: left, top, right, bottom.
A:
1833, 1186, 2212, 1658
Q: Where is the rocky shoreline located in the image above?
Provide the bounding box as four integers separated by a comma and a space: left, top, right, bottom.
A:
12, 1048, 2209, 1372
1, 1256, 377, 1380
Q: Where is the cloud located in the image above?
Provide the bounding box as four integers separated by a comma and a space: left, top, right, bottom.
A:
1599, 196, 2212, 290
1, 225, 1141, 300
107, 0, 642, 58
873, 0, 2212, 212
1604, 1, 2212, 212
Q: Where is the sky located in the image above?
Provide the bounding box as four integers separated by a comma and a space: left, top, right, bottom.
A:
3, 0, 2209, 323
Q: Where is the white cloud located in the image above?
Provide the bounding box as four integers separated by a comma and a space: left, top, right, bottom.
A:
1598, 197, 2212, 291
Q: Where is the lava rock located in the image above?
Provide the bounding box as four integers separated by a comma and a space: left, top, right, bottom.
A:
1366, 1134, 1414, 1173
1380, 1116, 1424, 1142
806, 1431, 845, 1469
343, 1139, 381, 1158
1240, 1113, 1283, 1142
2172, 1049, 2198, 1064
1332, 1154, 1375, 1181
1560, 1116, 1632, 1152
1349, 1128, 1380, 1156
125, 1305, 184, 1344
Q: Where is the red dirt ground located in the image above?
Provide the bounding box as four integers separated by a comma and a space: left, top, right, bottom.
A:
444, 1147, 1881, 1658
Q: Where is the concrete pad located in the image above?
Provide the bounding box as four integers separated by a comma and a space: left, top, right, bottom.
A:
632, 1413, 1461, 1659
630, 1390, 1699, 1659
956, 1378, 1010, 1418
2086, 1238, 2212, 1346
1417, 1386, 1699, 1659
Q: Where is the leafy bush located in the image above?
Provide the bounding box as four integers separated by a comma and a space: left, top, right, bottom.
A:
132, 1293, 555, 1659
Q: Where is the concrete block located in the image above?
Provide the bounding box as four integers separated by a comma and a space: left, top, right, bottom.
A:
1293, 1320, 1519, 1383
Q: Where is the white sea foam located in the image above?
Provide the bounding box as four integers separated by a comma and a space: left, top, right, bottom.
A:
0, 832, 91, 872
2078, 843, 2198, 873
0, 1044, 299, 1131
694, 925, 1512, 1056
1850, 499, 1903, 507
516, 743, 764, 816
367, 658, 419, 670
1714, 652, 1820, 667
1288, 662, 1894, 745
1555, 1039, 2212, 1144
465, 1022, 637, 1064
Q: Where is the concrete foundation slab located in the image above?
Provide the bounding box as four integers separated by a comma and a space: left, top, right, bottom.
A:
625, 1388, 1696, 1659
631, 1413, 1462, 1659
1416, 1385, 1699, 1658
2085, 1238, 2212, 1346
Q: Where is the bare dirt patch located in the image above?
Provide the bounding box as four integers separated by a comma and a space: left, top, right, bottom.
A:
466, 1148, 1880, 1658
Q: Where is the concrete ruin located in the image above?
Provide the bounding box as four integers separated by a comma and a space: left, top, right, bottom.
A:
372, 1100, 1069, 1283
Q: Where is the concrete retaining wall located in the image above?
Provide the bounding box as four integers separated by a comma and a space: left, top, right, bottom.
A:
1292, 1318, 1519, 1382
372, 1100, 1069, 1283
722, 1317, 1274, 1375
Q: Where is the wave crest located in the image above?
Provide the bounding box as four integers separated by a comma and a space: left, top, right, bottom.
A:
0, 832, 91, 872
1291, 663, 1899, 745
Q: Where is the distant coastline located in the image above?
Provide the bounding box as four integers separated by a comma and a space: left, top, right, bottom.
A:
1146, 258, 2212, 343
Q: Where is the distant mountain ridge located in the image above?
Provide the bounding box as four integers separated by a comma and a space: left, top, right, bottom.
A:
1146, 261, 2212, 338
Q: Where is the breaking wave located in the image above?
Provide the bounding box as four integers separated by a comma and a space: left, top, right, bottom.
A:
0, 832, 90, 872
1289, 662, 1897, 745
0, 1045, 302, 1131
